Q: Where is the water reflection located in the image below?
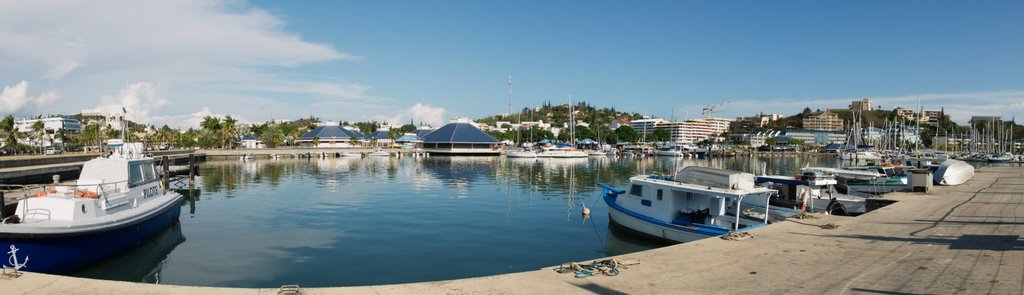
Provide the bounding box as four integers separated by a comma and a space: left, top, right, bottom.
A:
71, 222, 185, 283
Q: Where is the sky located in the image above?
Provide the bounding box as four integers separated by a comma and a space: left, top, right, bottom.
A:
0, 0, 1022, 128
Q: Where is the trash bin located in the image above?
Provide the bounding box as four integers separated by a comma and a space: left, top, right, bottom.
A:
907, 169, 933, 193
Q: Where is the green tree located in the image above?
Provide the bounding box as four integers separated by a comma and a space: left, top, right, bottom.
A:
388, 128, 403, 144
312, 135, 320, 147
0, 115, 20, 149
603, 130, 619, 144
222, 116, 238, 149
574, 125, 597, 142
651, 128, 671, 142
31, 120, 46, 153
260, 125, 285, 148
279, 124, 299, 146
400, 124, 417, 133
766, 137, 778, 151
615, 126, 639, 143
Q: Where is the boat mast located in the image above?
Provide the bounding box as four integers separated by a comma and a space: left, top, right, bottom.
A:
509, 76, 518, 145
568, 93, 575, 145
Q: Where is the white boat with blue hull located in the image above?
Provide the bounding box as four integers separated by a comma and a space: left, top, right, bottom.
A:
0, 142, 184, 274
598, 166, 779, 243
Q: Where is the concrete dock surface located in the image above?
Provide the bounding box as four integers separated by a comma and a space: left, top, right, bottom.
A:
4, 166, 1023, 294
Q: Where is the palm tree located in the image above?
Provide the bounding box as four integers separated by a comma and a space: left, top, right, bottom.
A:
0, 115, 20, 150
222, 116, 238, 149
31, 120, 46, 154
388, 128, 403, 147
199, 116, 221, 148
312, 135, 320, 147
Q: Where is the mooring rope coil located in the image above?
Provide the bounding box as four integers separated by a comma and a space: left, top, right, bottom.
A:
554, 258, 639, 278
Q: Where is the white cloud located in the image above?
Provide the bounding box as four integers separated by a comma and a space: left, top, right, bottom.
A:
44, 59, 83, 80
0, 0, 376, 124
150, 107, 251, 130
0, 81, 31, 113
82, 82, 167, 124
34, 91, 61, 108
0, 80, 62, 114
384, 103, 448, 127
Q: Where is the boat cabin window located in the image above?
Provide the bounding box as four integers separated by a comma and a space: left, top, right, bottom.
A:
656, 189, 663, 200
630, 184, 643, 197
142, 162, 156, 182
129, 162, 145, 186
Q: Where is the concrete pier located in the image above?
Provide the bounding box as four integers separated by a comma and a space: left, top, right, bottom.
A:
4, 167, 1024, 294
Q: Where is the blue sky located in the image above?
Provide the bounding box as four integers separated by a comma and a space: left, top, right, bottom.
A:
0, 0, 1022, 127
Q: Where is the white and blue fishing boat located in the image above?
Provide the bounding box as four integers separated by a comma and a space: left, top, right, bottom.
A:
755, 171, 867, 215
0, 141, 184, 274
598, 166, 779, 243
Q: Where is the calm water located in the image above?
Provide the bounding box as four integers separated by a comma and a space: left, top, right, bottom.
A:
69, 155, 1009, 287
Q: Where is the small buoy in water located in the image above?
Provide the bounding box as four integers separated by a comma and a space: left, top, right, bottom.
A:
582, 206, 591, 217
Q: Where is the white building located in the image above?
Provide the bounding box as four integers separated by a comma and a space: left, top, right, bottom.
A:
653, 118, 733, 143
240, 135, 265, 149
14, 117, 83, 147
729, 130, 783, 147
629, 118, 668, 136
519, 120, 551, 130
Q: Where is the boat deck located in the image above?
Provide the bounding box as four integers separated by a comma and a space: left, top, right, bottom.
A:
5, 167, 1024, 294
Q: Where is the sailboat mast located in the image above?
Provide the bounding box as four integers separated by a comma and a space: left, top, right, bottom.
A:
507, 76, 512, 123
568, 93, 575, 144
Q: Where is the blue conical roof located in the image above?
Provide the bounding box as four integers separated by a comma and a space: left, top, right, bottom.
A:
368, 131, 390, 139
298, 126, 365, 140
421, 123, 498, 144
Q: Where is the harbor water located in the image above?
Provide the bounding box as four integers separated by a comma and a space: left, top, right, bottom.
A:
67, 155, 1010, 287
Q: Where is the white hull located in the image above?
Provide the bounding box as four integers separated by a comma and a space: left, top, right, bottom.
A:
607, 206, 711, 243
537, 151, 587, 158
840, 151, 882, 161
846, 183, 908, 194
809, 196, 866, 214
422, 148, 500, 155
654, 150, 688, 157
506, 151, 538, 158
934, 159, 974, 186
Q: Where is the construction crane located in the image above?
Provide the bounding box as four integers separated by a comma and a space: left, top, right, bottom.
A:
702, 100, 731, 119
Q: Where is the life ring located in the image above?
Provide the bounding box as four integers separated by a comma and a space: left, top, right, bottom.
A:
33, 191, 49, 197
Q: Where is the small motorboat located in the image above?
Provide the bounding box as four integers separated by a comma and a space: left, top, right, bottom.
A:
598, 166, 781, 243
0, 141, 184, 274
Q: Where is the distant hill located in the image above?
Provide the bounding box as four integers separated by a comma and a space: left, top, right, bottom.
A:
763, 108, 896, 130
477, 101, 644, 131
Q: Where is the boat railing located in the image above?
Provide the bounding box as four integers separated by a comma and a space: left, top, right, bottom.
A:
0, 180, 129, 204
0, 184, 35, 202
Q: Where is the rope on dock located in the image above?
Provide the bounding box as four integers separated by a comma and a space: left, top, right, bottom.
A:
793, 213, 820, 219
554, 258, 640, 278
720, 231, 754, 241
819, 223, 840, 230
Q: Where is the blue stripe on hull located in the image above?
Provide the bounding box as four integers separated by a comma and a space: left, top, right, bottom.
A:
0, 204, 182, 274
602, 190, 731, 237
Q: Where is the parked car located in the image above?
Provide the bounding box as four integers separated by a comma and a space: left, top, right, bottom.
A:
44, 148, 63, 155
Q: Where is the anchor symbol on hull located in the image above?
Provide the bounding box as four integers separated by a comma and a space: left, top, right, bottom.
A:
6, 245, 28, 273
